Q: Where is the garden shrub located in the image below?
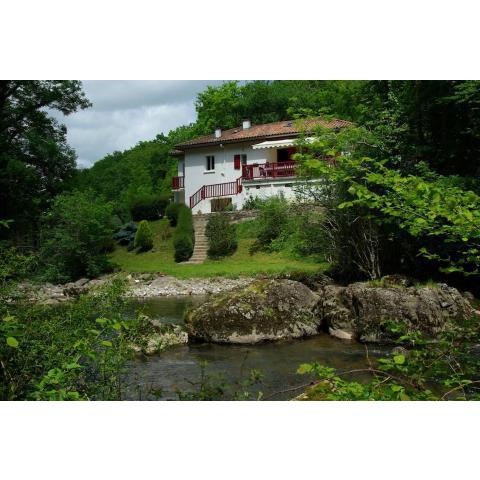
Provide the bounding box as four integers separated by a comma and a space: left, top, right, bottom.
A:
243, 195, 267, 210
165, 203, 181, 227
134, 220, 154, 252
206, 213, 237, 259
128, 192, 170, 221
250, 196, 289, 253
173, 205, 194, 262
38, 191, 115, 283
113, 221, 137, 246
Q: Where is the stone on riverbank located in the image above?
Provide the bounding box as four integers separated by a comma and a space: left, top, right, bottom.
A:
185, 279, 321, 344
130, 317, 188, 355
321, 282, 474, 343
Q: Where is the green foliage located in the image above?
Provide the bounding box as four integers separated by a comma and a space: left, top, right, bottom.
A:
205, 214, 238, 259
165, 203, 181, 227
173, 205, 194, 262
128, 192, 170, 221
176, 361, 263, 400
195, 80, 367, 133
38, 190, 115, 282
250, 196, 290, 253
0, 279, 149, 400
361, 80, 480, 177
0, 81, 91, 242
242, 195, 269, 210
75, 124, 200, 222
113, 221, 137, 248
134, 220, 154, 252
297, 317, 480, 401
298, 125, 480, 278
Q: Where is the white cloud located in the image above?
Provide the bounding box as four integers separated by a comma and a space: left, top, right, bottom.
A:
53, 80, 225, 168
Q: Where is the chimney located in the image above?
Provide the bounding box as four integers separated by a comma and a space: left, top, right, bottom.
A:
215, 128, 222, 138
242, 119, 251, 130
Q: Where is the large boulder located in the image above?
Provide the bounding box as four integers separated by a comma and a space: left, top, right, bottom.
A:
185, 279, 321, 344
321, 282, 474, 343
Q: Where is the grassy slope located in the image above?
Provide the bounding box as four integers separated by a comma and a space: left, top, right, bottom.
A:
110, 218, 327, 279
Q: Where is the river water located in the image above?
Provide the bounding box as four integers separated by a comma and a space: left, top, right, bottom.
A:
124, 296, 388, 400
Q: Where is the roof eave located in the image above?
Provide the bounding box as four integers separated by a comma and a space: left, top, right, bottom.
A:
175, 132, 301, 151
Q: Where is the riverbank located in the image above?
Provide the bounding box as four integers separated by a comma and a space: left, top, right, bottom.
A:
17, 273, 257, 304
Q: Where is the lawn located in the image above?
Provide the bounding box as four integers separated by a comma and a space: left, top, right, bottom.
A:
110, 218, 327, 279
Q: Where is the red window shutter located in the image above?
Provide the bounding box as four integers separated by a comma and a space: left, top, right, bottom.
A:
234, 154, 241, 170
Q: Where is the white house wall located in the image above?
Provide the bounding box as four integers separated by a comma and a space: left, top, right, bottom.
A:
181, 141, 308, 213
182, 142, 276, 213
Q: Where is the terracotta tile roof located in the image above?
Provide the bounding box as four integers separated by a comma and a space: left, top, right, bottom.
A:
175, 117, 352, 150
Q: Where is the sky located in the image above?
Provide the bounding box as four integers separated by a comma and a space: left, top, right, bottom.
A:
53, 80, 224, 168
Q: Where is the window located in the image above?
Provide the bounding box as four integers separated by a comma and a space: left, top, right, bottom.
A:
234, 154, 247, 170
206, 155, 215, 171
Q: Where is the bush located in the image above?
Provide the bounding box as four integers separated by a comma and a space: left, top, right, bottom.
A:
39, 191, 115, 283
173, 205, 194, 262
206, 214, 238, 259
243, 195, 267, 210
250, 196, 289, 253
165, 203, 181, 227
134, 220, 154, 252
128, 192, 170, 221
0, 279, 148, 400
113, 221, 137, 246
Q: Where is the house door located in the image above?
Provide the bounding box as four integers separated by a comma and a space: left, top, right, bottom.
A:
277, 147, 296, 162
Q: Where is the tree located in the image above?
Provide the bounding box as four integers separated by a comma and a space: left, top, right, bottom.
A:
75, 124, 199, 222
134, 220, 154, 252
360, 80, 480, 177
0, 81, 91, 241
38, 190, 115, 282
297, 125, 480, 279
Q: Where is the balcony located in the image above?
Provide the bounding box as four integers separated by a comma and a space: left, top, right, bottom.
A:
241, 160, 297, 181
172, 176, 184, 190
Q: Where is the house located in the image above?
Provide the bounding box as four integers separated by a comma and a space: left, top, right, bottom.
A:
171, 117, 351, 214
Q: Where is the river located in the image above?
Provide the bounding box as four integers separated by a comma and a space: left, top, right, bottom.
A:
124, 296, 389, 400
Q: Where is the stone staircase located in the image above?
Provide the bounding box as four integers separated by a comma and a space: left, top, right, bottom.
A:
182, 216, 208, 264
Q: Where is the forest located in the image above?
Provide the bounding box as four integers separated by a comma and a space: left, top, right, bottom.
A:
1, 80, 480, 400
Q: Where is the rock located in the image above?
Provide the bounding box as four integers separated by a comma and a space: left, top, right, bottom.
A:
321, 282, 474, 343
63, 282, 88, 297
329, 328, 354, 340
74, 278, 90, 287
132, 322, 188, 355
462, 291, 475, 304
128, 275, 254, 297
185, 279, 321, 344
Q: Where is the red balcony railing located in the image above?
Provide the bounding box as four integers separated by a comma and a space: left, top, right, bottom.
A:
190, 177, 242, 209
172, 176, 184, 190
242, 160, 297, 180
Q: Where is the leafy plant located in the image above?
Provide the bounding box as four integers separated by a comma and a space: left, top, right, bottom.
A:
250, 195, 289, 253
295, 317, 480, 401
205, 213, 237, 259
173, 205, 194, 262
0, 278, 148, 401
128, 192, 170, 221
297, 125, 480, 278
38, 190, 115, 282
134, 220, 154, 252
165, 203, 181, 227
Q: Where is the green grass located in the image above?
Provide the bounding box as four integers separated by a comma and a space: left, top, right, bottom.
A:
110, 219, 327, 279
